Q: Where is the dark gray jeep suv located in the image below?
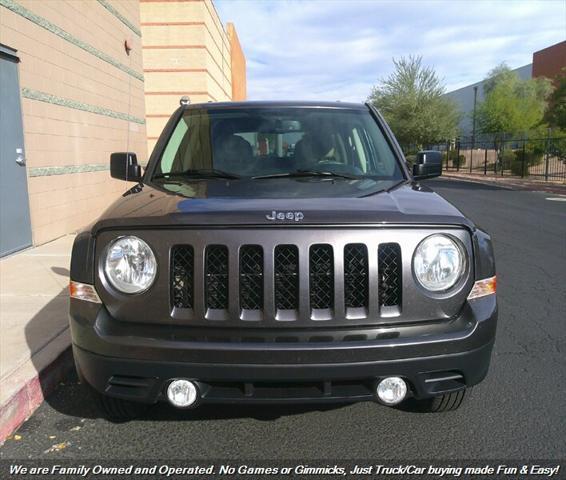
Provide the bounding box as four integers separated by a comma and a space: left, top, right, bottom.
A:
69, 101, 497, 420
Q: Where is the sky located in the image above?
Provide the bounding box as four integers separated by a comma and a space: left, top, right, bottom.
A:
215, 0, 566, 102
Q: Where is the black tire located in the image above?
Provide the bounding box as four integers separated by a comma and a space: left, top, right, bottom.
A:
405, 389, 468, 413
87, 385, 149, 422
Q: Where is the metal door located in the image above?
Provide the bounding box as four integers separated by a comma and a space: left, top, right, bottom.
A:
0, 45, 32, 257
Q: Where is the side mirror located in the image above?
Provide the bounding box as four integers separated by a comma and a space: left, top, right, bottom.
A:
412, 150, 442, 180
110, 152, 142, 182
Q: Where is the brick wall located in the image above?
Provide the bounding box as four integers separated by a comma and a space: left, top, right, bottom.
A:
140, 0, 241, 154
532, 40, 566, 87
0, 0, 147, 246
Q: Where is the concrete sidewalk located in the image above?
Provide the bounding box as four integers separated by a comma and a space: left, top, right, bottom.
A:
0, 235, 75, 443
442, 172, 566, 195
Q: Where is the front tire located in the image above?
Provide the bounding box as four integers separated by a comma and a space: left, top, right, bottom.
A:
406, 389, 468, 413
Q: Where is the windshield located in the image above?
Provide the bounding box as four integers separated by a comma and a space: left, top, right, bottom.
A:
152, 107, 404, 181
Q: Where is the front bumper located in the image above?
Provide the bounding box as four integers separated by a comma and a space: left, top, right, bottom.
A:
70, 295, 497, 405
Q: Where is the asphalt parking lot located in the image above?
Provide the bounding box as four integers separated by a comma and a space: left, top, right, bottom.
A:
1, 178, 565, 460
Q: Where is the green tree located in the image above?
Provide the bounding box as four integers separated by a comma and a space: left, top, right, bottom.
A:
367, 56, 459, 147
476, 63, 553, 138
543, 71, 566, 163
543, 70, 566, 130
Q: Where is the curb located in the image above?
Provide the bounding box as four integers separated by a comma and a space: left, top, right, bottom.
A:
442, 174, 566, 195
0, 347, 74, 445
442, 174, 514, 190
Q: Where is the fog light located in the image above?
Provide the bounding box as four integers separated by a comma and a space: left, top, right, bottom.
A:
376, 377, 407, 405
167, 379, 198, 408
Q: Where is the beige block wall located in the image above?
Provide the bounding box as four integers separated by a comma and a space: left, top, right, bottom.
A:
227, 22, 247, 101
141, 0, 236, 154
0, 0, 147, 246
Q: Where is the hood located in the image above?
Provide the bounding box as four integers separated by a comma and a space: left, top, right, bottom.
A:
92, 178, 474, 233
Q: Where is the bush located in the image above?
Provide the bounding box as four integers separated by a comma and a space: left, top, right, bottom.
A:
510, 152, 526, 176
547, 137, 566, 163
443, 149, 465, 167
510, 148, 545, 176
499, 149, 516, 171
515, 148, 544, 166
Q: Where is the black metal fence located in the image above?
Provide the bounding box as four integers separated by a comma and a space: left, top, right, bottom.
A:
402, 135, 566, 183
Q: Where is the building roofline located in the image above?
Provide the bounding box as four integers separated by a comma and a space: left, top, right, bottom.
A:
533, 40, 566, 56
445, 63, 532, 96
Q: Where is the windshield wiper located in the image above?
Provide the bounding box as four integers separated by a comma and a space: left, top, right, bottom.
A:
252, 170, 360, 180
153, 168, 241, 180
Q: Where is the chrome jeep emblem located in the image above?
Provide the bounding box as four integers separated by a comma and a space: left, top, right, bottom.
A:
266, 210, 305, 222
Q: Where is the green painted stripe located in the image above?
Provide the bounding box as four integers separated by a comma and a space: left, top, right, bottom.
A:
0, 0, 143, 81
22, 88, 146, 124
96, 0, 141, 37
29, 164, 109, 177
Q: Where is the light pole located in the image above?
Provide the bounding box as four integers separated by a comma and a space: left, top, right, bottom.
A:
472, 85, 478, 149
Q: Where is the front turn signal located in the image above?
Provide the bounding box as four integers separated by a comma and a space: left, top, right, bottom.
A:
69, 281, 101, 303
467, 276, 496, 300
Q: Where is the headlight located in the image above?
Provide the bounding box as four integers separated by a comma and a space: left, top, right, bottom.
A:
104, 236, 157, 293
413, 234, 465, 292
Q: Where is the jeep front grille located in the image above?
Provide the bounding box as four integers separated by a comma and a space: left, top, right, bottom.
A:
171, 240, 404, 323
101, 227, 473, 329
378, 243, 402, 307
344, 244, 369, 311
171, 245, 193, 309
205, 245, 229, 310
274, 245, 299, 311
239, 245, 263, 311
309, 244, 334, 310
